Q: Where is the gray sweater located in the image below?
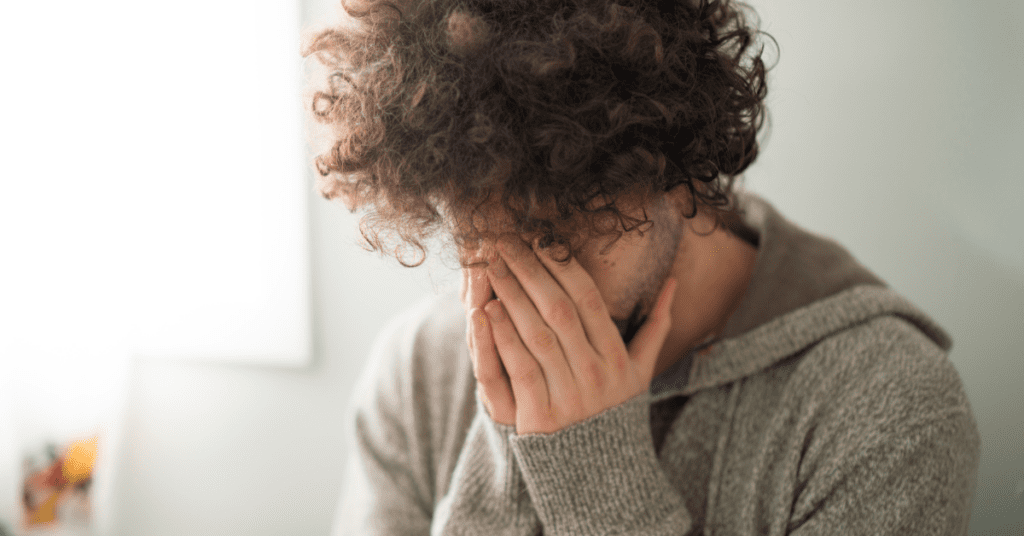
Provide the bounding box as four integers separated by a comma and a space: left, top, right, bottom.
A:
334, 189, 981, 535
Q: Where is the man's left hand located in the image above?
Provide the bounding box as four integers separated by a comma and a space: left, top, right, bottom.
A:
481, 237, 677, 435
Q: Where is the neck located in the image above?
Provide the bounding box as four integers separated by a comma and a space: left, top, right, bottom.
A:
653, 213, 758, 378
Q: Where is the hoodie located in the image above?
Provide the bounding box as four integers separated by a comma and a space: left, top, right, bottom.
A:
333, 188, 981, 536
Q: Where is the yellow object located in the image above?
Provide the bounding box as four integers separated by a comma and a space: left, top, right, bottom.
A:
27, 490, 59, 524
62, 436, 98, 485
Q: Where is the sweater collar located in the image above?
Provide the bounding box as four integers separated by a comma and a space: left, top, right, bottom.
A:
651, 189, 952, 400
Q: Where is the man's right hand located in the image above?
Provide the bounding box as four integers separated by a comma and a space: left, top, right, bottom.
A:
461, 250, 517, 426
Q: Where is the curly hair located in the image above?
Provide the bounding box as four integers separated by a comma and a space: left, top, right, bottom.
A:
304, 0, 774, 267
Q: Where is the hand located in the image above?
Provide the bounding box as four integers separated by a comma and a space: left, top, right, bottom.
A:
465, 237, 677, 435
461, 247, 517, 426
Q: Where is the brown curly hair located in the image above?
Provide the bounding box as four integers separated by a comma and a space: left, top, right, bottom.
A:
304, 0, 774, 267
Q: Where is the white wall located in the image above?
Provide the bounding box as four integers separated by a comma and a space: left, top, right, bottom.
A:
742, 0, 1024, 532
100, 0, 1022, 534
102, 196, 456, 536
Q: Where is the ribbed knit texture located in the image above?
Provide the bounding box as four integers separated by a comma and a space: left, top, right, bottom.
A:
510, 392, 692, 535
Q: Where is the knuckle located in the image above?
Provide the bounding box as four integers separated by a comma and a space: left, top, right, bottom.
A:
584, 288, 605, 314
510, 364, 543, 385
523, 258, 544, 278
530, 403, 555, 422
476, 369, 504, 386
611, 349, 629, 373
549, 298, 576, 328
584, 359, 605, 391
563, 391, 586, 412
530, 327, 559, 352
523, 406, 546, 426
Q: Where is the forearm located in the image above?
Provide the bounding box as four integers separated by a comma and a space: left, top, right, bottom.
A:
511, 392, 694, 535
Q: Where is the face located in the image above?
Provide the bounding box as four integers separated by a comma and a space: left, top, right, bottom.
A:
574, 193, 683, 343
464, 192, 685, 344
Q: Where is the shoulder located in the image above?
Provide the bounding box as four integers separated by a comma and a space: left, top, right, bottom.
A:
349, 287, 472, 413
786, 314, 981, 482
346, 287, 477, 458
780, 315, 981, 531
796, 314, 971, 417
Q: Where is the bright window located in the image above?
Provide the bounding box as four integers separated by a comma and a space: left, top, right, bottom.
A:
0, 0, 311, 367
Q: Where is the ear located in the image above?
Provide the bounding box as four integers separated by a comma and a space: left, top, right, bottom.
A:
665, 182, 720, 218
664, 182, 697, 208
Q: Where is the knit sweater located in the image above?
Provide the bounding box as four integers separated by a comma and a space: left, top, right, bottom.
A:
333, 189, 981, 535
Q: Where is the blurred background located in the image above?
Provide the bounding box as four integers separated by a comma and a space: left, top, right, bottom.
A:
0, 0, 1020, 534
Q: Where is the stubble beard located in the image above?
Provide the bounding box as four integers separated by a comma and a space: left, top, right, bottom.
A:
615, 199, 684, 345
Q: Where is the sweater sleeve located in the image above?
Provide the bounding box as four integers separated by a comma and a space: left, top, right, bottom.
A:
509, 391, 695, 535
429, 391, 542, 536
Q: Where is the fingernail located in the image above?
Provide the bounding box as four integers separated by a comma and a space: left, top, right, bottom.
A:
533, 239, 550, 256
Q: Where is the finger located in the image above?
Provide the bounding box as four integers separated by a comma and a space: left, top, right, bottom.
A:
470, 307, 516, 425
487, 254, 578, 403
467, 269, 493, 313
460, 261, 469, 305
532, 241, 626, 364
466, 267, 497, 368
462, 251, 495, 312
497, 238, 596, 373
463, 250, 514, 424
484, 299, 550, 420
626, 277, 677, 377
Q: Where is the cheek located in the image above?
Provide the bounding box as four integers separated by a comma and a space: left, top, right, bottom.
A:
579, 259, 630, 318
572, 254, 607, 295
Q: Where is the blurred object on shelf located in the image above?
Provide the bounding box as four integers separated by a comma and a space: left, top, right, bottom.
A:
20, 436, 97, 531
1, 374, 16, 535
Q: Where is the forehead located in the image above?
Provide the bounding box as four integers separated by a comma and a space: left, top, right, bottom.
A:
461, 190, 657, 243
456, 219, 641, 270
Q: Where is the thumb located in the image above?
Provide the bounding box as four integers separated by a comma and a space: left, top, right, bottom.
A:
626, 277, 677, 377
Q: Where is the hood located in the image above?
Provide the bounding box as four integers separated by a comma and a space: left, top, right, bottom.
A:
650, 188, 953, 398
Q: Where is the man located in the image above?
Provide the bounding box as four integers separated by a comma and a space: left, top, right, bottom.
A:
304, 0, 981, 534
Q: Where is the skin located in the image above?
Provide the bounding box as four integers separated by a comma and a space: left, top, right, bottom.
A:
460, 184, 759, 434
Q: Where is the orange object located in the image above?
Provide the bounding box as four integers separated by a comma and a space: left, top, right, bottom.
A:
27, 489, 60, 525
62, 436, 98, 485
23, 435, 99, 527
